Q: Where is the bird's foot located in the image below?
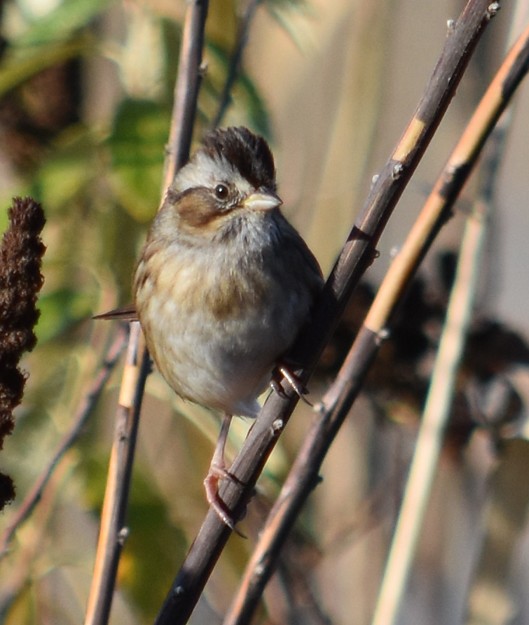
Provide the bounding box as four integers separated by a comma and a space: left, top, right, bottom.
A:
204, 463, 245, 536
204, 412, 246, 535
270, 364, 313, 407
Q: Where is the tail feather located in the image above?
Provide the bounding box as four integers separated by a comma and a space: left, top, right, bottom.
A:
93, 305, 138, 322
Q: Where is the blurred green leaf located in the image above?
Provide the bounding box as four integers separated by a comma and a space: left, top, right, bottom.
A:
13, 0, 114, 48
107, 99, 170, 221
265, 0, 312, 49
205, 41, 271, 137
0, 38, 89, 97
0, 204, 9, 234
32, 132, 99, 211
79, 454, 186, 617
237, 71, 272, 138
36, 287, 93, 343
124, 472, 188, 616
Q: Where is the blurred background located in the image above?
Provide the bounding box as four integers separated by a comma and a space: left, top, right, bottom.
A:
1, 0, 529, 624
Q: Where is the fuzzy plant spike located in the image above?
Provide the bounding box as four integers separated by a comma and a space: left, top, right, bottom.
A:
0, 197, 46, 509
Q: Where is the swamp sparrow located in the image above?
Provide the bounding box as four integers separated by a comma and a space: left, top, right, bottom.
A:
98, 127, 323, 526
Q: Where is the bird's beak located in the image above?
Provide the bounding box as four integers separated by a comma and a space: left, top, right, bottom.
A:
243, 191, 282, 212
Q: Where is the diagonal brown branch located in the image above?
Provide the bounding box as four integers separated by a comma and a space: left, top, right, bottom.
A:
153, 1, 501, 624
223, 19, 529, 625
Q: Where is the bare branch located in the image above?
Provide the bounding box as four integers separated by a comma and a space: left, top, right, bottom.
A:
153, 2, 501, 624
164, 0, 209, 188
84, 324, 149, 625
84, 3, 210, 624
211, 0, 262, 129
223, 19, 529, 625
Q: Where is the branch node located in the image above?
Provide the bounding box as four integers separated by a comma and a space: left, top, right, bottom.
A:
254, 563, 265, 577
117, 527, 129, 545
376, 328, 391, 344
487, 2, 501, 18
391, 162, 405, 180
271, 418, 284, 435
313, 401, 325, 414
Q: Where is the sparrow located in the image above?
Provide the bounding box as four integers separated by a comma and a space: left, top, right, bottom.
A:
97, 126, 323, 526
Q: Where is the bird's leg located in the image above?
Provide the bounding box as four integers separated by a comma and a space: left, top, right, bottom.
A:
270, 363, 313, 407
204, 413, 241, 530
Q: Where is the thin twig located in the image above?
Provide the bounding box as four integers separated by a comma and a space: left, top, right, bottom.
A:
84, 3, 209, 624
222, 18, 529, 625
370, 128, 505, 625
165, 0, 209, 187
0, 328, 127, 558
0, 458, 65, 618
153, 2, 499, 624
84, 324, 149, 625
211, 0, 262, 129
372, 11, 528, 619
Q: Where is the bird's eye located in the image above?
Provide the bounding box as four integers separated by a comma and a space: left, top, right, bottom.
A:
214, 184, 229, 200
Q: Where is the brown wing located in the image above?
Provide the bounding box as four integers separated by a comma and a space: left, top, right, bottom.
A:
93, 305, 138, 321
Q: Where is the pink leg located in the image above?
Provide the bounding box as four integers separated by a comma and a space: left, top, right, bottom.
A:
203, 413, 236, 528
